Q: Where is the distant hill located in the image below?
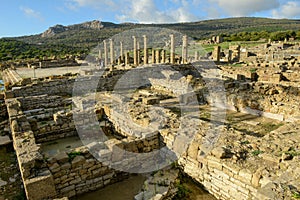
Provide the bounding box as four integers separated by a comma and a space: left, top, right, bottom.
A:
14, 17, 300, 47
1, 17, 300, 61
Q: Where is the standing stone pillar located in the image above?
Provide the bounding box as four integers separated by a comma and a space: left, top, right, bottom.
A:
125, 51, 130, 66
161, 50, 166, 63
213, 46, 221, 62
133, 36, 138, 66
110, 39, 114, 65
137, 42, 140, 66
182, 35, 188, 64
170, 34, 175, 64
104, 40, 108, 67
155, 50, 161, 64
120, 41, 123, 59
194, 51, 199, 61
151, 49, 155, 64
228, 50, 232, 63
143, 35, 148, 64
98, 49, 102, 60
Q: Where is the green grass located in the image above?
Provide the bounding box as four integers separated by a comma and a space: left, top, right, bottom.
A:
292, 192, 300, 199
174, 182, 191, 199
252, 150, 263, 156
261, 123, 284, 133
67, 151, 83, 161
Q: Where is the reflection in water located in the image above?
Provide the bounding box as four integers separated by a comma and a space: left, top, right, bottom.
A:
72, 174, 146, 200
72, 173, 216, 200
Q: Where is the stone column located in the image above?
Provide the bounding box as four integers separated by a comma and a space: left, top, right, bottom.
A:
143, 35, 148, 64
213, 46, 221, 62
228, 50, 232, 63
155, 50, 161, 64
133, 36, 138, 66
161, 50, 166, 63
194, 51, 199, 61
125, 51, 130, 66
104, 40, 108, 67
151, 48, 155, 64
137, 42, 140, 66
110, 39, 114, 65
120, 41, 123, 59
98, 49, 102, 60
170, 34, 175, 64
182, 35, 188, 64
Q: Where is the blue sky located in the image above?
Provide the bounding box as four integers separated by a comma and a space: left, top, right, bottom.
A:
1, 0, 300, 38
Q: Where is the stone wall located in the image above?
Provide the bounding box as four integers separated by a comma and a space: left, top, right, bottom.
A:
224, 80, 300, 122
178, 121, 300, 200
179, 154, 259, 199
6, 98, 57, 200
47, 146, 127, 198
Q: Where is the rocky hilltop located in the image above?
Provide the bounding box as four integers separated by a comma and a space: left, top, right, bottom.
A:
41, 20, 104, 37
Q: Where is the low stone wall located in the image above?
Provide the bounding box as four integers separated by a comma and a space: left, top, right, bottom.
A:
18, 95, 71, 111
179, 155, 259, 199
6, 98, 57, 200
10, 78, 75, 98
47, 146, 128, 198
29, 111, 76, 143
223, 80, 300, 122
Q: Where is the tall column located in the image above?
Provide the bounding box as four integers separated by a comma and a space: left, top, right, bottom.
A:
98, 49, 102, 60
155, 50, 160, 64
103, 40, 108, 67
143, 35, 148, 64
151, 49, 155, 64
120, 41, 123, 58
137, 42, 140, 66
194, 51, 199, 61
110, 39, 114, 65
213, 46, 221, 62
170, 34, 175, 64
125, 51, 130, 66
133, 36, 138, 66
161, 50, 166, 63
182, 35, 188, 64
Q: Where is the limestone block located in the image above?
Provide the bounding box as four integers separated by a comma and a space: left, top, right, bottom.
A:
4, 91, 14, 99
25, 175, 57, 200
142, 97, 160, 105
72, 155, 85, 168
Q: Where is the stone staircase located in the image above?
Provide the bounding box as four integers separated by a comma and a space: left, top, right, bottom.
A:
2, 69, 23, 85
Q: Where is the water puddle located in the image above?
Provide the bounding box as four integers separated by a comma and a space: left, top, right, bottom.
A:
72, 174, 147, 200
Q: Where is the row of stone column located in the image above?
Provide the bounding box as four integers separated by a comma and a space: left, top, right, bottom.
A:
99, 34, 189, 67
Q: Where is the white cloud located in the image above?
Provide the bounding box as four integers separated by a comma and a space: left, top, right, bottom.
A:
207, 0, 280, 17
66, 0, 118, 10
66, 0, 198, 23
272, 1, 300, 18
116, 0, 199, 23
20, 6, 44, 21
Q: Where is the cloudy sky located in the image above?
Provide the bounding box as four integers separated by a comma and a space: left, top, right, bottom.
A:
1, 0, 300, 37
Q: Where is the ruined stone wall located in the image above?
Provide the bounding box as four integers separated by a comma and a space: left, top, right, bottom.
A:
179, 153, 259, 199
224, 81, 300, 121
11, 78, 75, 98
6, 98, 57, 200
47, 147, 127, 198
18, 95, 71, 111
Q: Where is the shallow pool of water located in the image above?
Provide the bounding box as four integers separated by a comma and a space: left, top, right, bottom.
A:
41, 136, 83, 156
72, 174, 147, 200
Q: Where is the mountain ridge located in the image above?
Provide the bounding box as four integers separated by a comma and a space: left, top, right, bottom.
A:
1, 17, 300, 61
13, 17, 300, 47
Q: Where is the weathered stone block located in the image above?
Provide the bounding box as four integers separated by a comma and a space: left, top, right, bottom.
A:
72, 156, 85, 168
25, 175, 57, 200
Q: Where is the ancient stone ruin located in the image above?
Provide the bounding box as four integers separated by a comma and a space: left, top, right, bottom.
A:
0, 34, 300, 200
